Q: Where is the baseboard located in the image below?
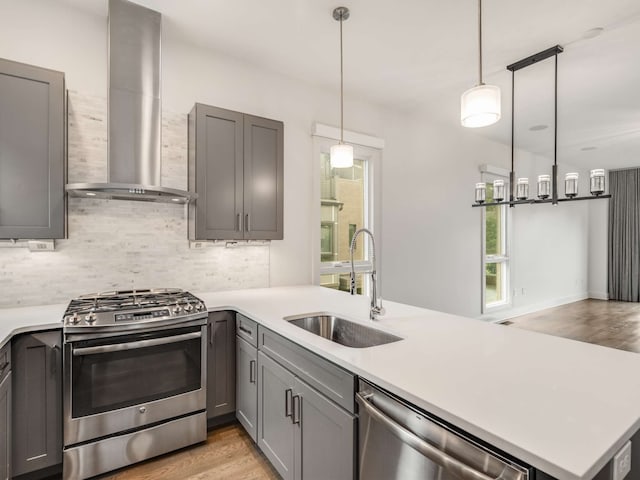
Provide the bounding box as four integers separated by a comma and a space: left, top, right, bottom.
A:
588, 291, 609, 300
479, 292, 589, 323
207, 412, 237, 430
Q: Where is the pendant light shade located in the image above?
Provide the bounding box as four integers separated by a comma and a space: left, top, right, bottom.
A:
330, 6, 353, 169
461, 84, 501, 128
330, 143, 354, 168
461, 0, 501, 128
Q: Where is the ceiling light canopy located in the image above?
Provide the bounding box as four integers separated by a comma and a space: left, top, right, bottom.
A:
330, 6, 353, 169
461, 0, 501, 128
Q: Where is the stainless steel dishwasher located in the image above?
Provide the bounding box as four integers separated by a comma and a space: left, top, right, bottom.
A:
357, 379, 532, 480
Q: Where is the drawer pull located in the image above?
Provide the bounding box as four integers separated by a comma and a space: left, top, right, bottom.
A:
238, 325, 253, 336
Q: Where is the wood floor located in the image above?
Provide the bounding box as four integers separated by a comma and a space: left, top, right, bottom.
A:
506, 298, 640, 353
94, 299, 640, 480
97, 423, 279, 480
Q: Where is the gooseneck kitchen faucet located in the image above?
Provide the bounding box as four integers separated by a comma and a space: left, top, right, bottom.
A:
349, 228, 385, 320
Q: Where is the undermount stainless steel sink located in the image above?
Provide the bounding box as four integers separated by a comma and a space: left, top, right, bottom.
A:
284, 313, 402, 348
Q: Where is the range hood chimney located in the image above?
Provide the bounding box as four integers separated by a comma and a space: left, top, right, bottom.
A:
66, 0, 195, 204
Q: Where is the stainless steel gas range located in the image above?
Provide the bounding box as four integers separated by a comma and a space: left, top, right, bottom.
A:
62, 289, 208, 480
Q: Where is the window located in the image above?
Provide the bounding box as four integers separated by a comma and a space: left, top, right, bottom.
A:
482, 173, 510, 311
313, 134, 382, 296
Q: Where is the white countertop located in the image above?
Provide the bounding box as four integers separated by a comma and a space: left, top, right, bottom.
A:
2, 285, 640, 480
0, 303, 65, 349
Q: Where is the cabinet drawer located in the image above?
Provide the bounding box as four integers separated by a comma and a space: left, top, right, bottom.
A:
0, 343, 10, 383
236, 314, 258, 347
259, 327, 355, 413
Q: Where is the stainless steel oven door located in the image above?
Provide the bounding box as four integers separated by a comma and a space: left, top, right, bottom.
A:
64, 321, 207, 446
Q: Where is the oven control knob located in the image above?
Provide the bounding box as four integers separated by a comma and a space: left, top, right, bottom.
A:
139, 406, 146, 414
184, 303, 194, 312
195, 302, 204, 311
173, 305, 182, 314
85, 313, 97, 323
69, 313, 80, 325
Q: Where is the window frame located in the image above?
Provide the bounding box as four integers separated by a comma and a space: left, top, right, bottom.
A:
481, 169, 511, 313
312, 128, 383, 295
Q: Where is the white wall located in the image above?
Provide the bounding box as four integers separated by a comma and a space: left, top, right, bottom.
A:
380, 110, 510, 318
506, 152, 592, 319
381, 105, 597, 319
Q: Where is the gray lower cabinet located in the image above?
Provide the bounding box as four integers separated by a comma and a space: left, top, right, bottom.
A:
236, 335, 258, 441
0, 343, 11, 480
257, 334, 356, 480
207, 311, 236, 422
188, 103, 284, 240
257, 350, 297, 480
12, 330, 62, 477
294, 377, 355, 480
0, 58, 65, 239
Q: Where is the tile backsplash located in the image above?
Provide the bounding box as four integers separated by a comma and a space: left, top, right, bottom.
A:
0, 91, 269, 308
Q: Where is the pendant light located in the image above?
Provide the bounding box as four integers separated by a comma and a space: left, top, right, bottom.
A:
330, 7, 354, 168
461, 0, 501, 128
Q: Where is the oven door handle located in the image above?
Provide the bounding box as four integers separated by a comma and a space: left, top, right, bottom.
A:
72, 331, 202, 356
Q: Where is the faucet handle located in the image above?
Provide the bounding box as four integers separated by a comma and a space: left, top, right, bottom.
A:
370, 305, 385, 320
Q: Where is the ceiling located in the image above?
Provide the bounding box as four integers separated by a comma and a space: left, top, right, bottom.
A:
57, 0, 640, 170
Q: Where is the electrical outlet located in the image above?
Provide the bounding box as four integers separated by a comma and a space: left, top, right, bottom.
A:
612, 441, 632, 480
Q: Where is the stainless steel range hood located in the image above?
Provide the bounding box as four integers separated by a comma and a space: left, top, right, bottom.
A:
66, 0, 195, 204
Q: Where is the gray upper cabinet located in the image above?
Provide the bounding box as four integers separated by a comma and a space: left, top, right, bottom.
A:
0, 58, 65, 239
188, 104, 283, 240
207, 311, 236, 423
12, 330, 63, 477
242, 114, 284, 240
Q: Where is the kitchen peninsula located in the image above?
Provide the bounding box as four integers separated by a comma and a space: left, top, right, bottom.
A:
1, 285, 640, 480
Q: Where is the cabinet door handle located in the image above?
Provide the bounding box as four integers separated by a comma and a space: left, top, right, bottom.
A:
209, 323, 214, 346
292, 395, 301, 425
245, 213, 250, 232
51, 345, 59, 376
236, 213, 241, 231
285, 388, 293, 418
249, 360, 256, 384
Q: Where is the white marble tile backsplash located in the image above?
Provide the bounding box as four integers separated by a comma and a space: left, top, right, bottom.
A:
0, 91, 269, 308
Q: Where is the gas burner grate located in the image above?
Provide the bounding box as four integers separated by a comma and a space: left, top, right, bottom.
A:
64, 289, 204, 317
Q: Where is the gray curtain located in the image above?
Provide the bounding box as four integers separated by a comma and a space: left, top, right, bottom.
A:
609, 168, 640, 301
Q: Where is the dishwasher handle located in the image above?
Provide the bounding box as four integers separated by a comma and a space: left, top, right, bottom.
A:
356, 392, 522, 480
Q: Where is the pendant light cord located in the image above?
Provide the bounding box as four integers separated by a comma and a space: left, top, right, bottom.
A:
340, 13, 345, 144
478, 0, 483, 85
